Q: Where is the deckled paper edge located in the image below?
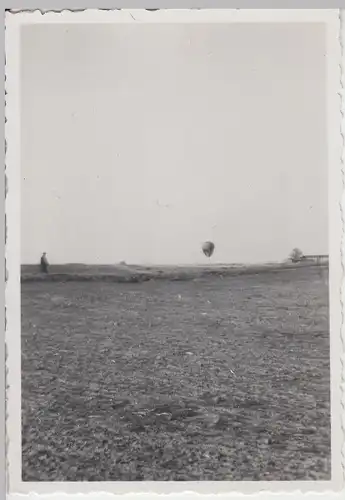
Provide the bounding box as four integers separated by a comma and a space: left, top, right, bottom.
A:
4, 7, 344, 498
339, 6, 345, 491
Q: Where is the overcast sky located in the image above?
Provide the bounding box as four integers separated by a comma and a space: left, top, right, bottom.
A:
21, 22, 327, 265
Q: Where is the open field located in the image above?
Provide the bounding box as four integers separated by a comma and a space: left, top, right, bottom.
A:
21, 265, 330, 481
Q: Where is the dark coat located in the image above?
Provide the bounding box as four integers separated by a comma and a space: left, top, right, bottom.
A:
40, 255, 49, 273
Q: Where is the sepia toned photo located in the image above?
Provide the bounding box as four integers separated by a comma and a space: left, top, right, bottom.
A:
4, 8, 343, 494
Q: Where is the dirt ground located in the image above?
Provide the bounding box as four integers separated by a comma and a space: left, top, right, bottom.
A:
21, 266, 331, 481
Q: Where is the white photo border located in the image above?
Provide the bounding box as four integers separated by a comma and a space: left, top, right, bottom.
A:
4, 7, 344, 498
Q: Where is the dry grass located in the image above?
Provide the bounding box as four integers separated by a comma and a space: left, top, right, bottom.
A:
21, 266, 330, 481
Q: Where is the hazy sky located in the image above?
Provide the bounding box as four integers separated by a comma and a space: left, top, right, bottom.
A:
21, 23, 327, 265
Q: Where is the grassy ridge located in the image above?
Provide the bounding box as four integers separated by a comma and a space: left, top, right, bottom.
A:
21, 261, 328, 283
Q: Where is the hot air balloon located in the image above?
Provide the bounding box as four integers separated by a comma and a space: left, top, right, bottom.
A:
202, 241, 215, 258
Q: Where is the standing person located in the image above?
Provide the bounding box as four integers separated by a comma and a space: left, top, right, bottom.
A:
40, 252, 49, 274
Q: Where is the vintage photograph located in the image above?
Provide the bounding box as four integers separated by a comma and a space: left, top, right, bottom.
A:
5, 9, 342, 487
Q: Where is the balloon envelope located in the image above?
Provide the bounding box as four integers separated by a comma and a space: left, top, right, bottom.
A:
202, 241, 215, 257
